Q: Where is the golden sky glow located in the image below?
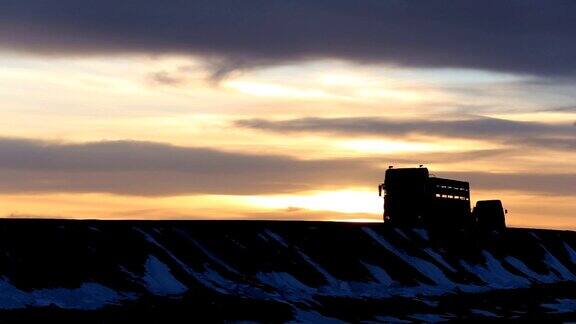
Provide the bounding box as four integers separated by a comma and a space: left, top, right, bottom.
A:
0, 53, 575, 229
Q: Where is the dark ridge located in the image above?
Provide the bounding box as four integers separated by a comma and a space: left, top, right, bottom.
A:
0, 219, 575, 321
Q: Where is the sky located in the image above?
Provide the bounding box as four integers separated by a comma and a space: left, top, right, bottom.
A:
0, 1, 575, 229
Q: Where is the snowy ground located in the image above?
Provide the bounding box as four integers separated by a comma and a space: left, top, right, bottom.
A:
0, 219, 575, 321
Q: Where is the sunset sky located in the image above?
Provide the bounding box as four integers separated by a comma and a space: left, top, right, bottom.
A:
0, 1, 575, 229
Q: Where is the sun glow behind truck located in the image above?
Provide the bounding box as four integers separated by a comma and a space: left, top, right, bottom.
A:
378, 167, 506, 232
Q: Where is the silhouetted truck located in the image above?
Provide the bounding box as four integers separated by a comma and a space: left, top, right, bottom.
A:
378, 167, 506, 232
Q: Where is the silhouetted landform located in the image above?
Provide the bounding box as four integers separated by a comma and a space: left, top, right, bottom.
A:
379, 167, 506, 232
0, 219, 576, 322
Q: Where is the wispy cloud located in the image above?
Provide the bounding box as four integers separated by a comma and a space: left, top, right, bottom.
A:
236, 116, 576, 150
438, 171, 576, 197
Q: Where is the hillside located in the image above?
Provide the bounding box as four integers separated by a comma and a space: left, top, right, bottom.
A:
0, 219, 576, 322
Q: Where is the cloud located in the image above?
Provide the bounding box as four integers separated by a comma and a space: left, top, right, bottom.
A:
540, 106, 576, 113
1, 1, 576, 76
235, 116, 576, 150
148, 71, 187, 86
0, 138, 381, 196
438, 171, 576, 197
7, 209, 380, 222
0, 137, 573, 197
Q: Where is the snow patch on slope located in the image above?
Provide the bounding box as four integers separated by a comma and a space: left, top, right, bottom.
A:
0, 280, 132, 310
470, 308, 498, 318
178, 230, 240, 275
505, 256, 557, 283
362, 262, 394, 286
460, 251, 530, 289
541, 246, 576, 281
423, 248, 457, 273
142, 255, 187, 296
291, 309, 344, 323
541, 299, 576, 313
265, 229, 289, 248
412, 228, 429, 241
409, 313, 451, 322
363, 228, 454, 287
257, 272, 315, 303
139, 229, 272, 299
563, 242, 576, 264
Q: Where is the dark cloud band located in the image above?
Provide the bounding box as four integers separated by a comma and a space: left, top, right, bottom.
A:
235, 116, 576, 150
0, 138, 380, 196
1, 1, 576, 76
0, 137, 573, 197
